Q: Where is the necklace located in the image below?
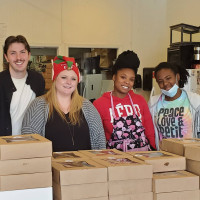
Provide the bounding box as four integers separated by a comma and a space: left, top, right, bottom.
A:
66, 117, 75, 146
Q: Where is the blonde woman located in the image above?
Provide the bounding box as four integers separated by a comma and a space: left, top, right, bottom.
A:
22, 55, 106, 151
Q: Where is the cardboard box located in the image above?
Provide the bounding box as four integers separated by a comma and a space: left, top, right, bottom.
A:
109, 179, 152, 196
52, 159, 107, 185
45, 82, 52, 90
153, 190, 199, 200
109, 192, 153, 200
186, 159, 200, 176
45, 57, 54, 63
79, 149, 127, 158
54, 196, 108, 200
153, 170, 199, 193
44, 77, 52, 85
0, 172, 52, 191
42, 73, 52, 79
44, 67, 52, 74
52, 151, 88, 161
128, 151, 186, 172
91, 48, 116, 68
0, 187, 53, 200
0, 157, 51, 175
81, 198, 108, 200
44, 63, 53, 69
45, 78, 53, 84
0, 134, 52, 160
161, 138, 200, 156
93, 156, 152, 181
185, 145, 200, 161
53, 181, 108, 200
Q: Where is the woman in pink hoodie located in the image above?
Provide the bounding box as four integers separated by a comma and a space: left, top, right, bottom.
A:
94, 50, 156, 151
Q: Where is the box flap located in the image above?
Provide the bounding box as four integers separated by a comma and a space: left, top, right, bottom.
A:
93, 156, 152, 181
153, 170, 199, 193
52, 159, 107, 185
0, 134, 52, 160
162, 138, 200, 156
52, 151, 88, 161
185, 145, 200, 161
127, 151, 186, 172
79, 149, 127, 158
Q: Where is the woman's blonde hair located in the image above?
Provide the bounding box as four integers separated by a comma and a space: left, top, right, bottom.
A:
44, 81, 83, 125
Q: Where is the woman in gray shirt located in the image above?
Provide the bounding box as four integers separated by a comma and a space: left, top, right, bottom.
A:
22, 55, 106, 151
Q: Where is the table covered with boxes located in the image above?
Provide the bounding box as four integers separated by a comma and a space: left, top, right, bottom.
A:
1, 135, 200, 200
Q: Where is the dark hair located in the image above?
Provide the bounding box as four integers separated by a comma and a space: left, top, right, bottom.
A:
3, 35, 30, 55
112, 50, 140, 75
154, 62, 189, 88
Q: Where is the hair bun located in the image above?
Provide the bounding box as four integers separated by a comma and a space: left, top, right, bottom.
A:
114, 50, 140, 69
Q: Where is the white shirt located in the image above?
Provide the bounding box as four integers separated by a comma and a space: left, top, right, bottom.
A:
10, 73, 36, 135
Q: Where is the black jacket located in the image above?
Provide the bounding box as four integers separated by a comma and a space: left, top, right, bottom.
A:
0, 69, 45, 136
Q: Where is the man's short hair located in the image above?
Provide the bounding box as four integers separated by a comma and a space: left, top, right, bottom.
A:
4, 35, 30, 55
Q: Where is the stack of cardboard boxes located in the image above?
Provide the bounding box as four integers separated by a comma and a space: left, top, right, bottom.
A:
159, 138, 200, 199
127, 151, 186, 173
185, 144, 200, 198
185, 145, 200, 177
52, 151, 108, 200
90, 48, 117, 69
51, 146, 200, 199
80, 149, 153, 200
127, 150, 199, 200
161, 138, 200, 156
42, 63, 53, 90
153, 170, 199, 200
0, 134, 52, 200
162, 138, 200, 182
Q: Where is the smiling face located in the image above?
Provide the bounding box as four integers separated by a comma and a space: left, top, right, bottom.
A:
4, 42, 30, 78
55, 69, 78, 97
113, 68, 135, 98
155, 68, 180, 91
156, 68, 182, 101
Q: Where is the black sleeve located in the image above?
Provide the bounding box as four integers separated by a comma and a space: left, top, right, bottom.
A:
38, 73, 45, 96
27, 70, 46, 97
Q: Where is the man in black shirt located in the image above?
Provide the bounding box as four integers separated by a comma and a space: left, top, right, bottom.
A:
0, 35, 45, 136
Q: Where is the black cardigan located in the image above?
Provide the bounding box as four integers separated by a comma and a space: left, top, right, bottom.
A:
0, 69, 45, 136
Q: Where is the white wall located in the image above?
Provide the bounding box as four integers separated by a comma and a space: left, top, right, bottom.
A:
62, 0, 168, 68
1, 0, 200, 101
131, 0, 200, 100
0, 0, 134, 71
0, 0, 168, 80
63, 0, 133, 52
0, 0, 169, 72
132, 0, 168, 71
166, 0, 200, 43
0, 0, 62, 43
0, 0, 62, 71
130, 0, 168, 101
